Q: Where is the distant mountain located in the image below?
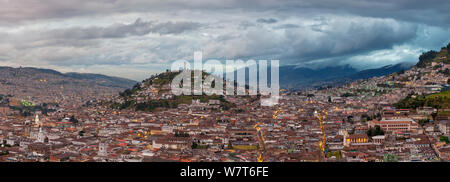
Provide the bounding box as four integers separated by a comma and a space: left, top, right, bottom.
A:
229, 62, 413, 90
348, 62, 414, 80
0, 66, 137, 89
65, 72, 137, 89
275, 63, 413, 90
0, 66, 137, 104
278, 65, 358, 89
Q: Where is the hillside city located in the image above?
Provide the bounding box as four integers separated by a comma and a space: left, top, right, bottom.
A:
0, 45, 449, 162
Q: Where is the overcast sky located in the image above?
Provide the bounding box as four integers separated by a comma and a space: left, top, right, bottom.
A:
0, 0, 449, 81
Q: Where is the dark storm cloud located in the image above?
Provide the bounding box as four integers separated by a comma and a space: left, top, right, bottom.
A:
0, 0, 449, 80
1, 0, 449, 27
301, 0, 450, 27
204, 16, 419, 65
286, 19, 419, 61
44, 18, 201, 40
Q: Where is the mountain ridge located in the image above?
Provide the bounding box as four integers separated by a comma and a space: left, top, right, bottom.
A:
277, 62, 413, 90
0, 66, 138, 106
0, 66, 137, 89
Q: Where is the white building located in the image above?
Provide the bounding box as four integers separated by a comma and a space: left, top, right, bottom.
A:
439, 120, 450, 135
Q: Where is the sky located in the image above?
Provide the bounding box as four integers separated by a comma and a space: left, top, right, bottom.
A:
0, 0, 449, 81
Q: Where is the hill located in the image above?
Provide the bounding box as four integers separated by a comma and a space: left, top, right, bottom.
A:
392, 42, 450, 111
415, 43, 450, 68
110, 70, 235, 112
349, 62, 413, 80
394, 90, 450, 110
64, 72, 137, 89
276, 63, 412, 90
0, 66, 137, 105
278, 65, 357, 89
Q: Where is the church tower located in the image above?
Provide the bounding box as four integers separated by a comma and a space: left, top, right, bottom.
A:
343, 130, 350, 147
37, 127, 47, 143
35, 114, 42, 127
98, 143, 107, 156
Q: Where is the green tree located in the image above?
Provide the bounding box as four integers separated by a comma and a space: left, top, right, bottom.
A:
440, 136, 449, 144
69, 115, 79, 124
191, 142, 198, 149
416, 50, 438, 68
418, 119, 430, 126
227, 141, 233, 149
367, 125, 384, 137
383, 154, 398, 162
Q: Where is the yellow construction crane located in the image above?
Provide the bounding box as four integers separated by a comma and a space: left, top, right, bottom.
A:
314, 110, 328, 161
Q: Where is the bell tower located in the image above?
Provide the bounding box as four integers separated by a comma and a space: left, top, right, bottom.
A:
35, 114, 42, 127
37, 127, 47, 143
98, 143, 107, 156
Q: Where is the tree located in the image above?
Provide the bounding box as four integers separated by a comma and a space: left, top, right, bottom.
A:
374, 125, 384, 135
227, 141, 233, 149
347, 116, 354, 124
361, 113, 369, 119
191, 142, 198, 149
416, 50, 438, 68
367, 125, 384, 137
327, 151, 342, 159
383, 154, 398, 162
431, 112, 438, 121
119, 89, 132, 97
367, 128, 373, 137
440, 136, 449, 144
376, 113, 382, 120
69, 115, 79, 124
418, 119, 430, 126
341, 92, 356, 97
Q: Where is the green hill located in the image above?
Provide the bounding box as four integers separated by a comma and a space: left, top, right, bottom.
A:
394, 90, 450, 110
416, 43, 450, 68
111, 70, 235, 112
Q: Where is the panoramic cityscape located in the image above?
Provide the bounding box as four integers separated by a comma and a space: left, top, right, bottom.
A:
0, 0, 449, 163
